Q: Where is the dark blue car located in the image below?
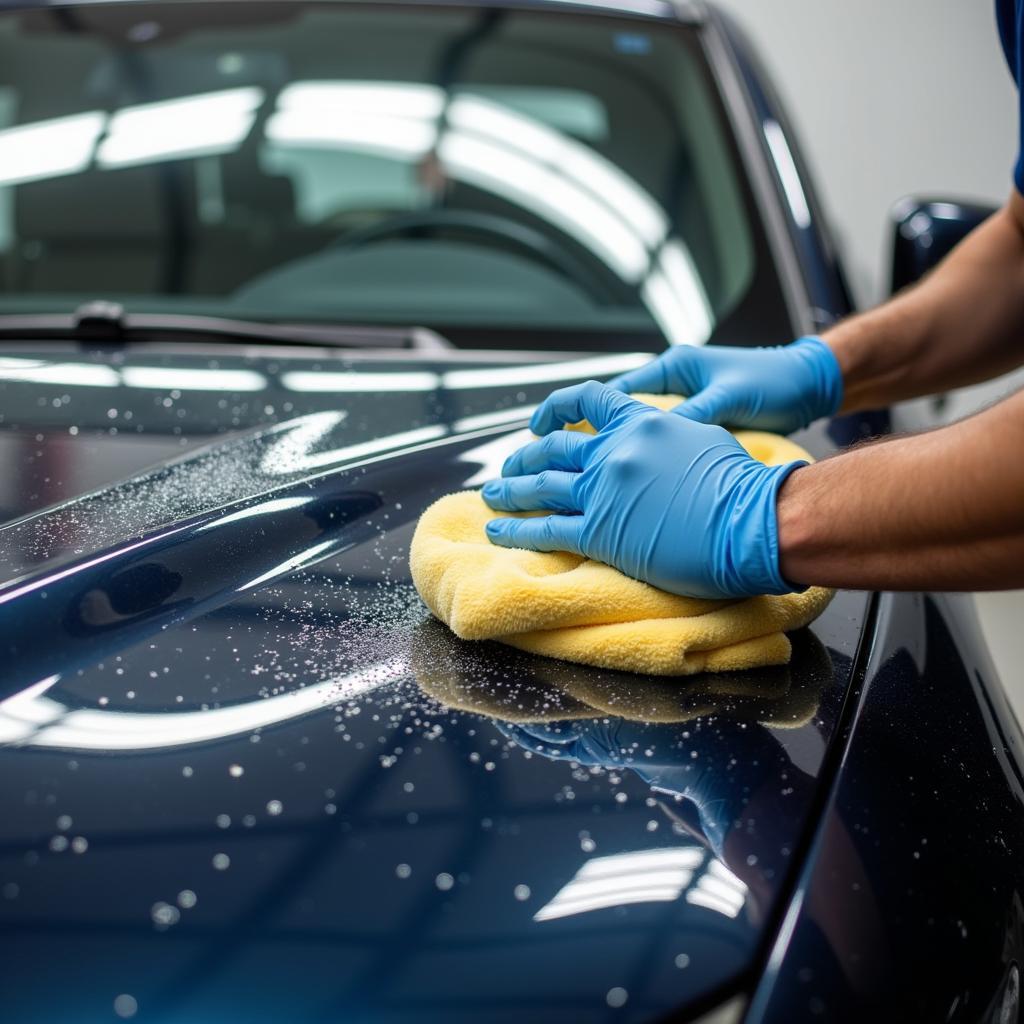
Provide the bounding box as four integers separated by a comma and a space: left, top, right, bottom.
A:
0, 1, 1020, 1022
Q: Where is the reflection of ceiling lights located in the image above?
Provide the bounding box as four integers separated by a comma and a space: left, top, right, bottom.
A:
0, 353, 653, 402
268, 108, 438, 160
98, 87, 265, 168
121, 367, 267, 392
534, 846, 750, 923
685, 857, 748, 919
0, 112, 105, 187
448, 94, 668, 250
267, 80, 713, 346
441, 353, 650, 390
650, 241, 714, 344
0, 659, 405, 751
763, 119, 811, 230
237, 538, 339, 591
534, 847, 704, 921
280, 370, 441, 393
195, 495, 313, 533
641, 241, 714, 348
268, 82, 440, 160
282, 355, 653, 393
258, 410, 447, 476
0, 357, 120, 387
275, 81, 444, 121
3, 76, 715, 347
0, 358, 267, 392
0, 87, 264, 182
438, 131, 648, 281
457, 428, 533, 487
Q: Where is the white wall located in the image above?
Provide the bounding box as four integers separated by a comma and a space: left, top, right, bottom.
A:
714, 0, 1018, 306
713, 0, 1024, 709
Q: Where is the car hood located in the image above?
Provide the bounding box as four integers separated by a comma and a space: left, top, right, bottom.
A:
0, 344, 866, 1023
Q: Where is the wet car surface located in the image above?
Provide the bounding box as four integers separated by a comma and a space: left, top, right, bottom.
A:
3, 2, 1024, 1021
0, 345, 865, 1022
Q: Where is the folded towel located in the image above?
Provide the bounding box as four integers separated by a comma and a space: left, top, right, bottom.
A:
409, 396, 833, 676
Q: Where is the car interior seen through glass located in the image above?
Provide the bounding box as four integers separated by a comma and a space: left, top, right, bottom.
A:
0, 3, 787, 350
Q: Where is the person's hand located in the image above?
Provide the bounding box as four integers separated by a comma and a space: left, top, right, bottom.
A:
481, 382, 805, 599
605, 336, 843, 434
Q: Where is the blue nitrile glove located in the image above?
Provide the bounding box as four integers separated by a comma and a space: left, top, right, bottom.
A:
481, 381, 805, 600
605, 336, 843, 435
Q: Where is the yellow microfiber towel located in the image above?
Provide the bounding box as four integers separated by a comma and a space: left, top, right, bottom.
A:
409, 395, 834, 676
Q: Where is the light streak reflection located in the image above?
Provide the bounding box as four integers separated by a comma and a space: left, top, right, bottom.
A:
0, 660, 406, 751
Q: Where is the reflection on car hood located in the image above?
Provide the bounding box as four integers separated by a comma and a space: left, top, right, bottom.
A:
0, 345, 868, 1023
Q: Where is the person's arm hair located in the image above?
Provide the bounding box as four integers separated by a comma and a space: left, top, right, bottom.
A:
825, 191, 1024, 413
777, 388, 1024, 590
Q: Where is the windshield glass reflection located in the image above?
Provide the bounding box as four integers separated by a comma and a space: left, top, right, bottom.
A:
0, 3, 768, 344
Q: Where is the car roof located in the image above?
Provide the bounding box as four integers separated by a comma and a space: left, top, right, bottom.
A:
1, 0, 706, 25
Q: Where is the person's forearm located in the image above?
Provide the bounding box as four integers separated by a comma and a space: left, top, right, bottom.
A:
823, 192, 1024, 413
777, 389, 1024, 590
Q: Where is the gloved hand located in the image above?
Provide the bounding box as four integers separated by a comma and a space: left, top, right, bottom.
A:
481, 381, 805, 600
605, 336, 843, 434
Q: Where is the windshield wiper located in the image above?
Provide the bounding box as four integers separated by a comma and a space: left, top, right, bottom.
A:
0, 301, 453, 351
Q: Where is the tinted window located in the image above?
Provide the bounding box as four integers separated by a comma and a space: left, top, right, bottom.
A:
0, 4, 787, 348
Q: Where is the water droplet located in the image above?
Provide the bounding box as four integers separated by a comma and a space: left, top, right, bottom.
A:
606, 987, 628, 1008
55, 815, 72, 832
514, 884, 531, 901
228, 764, 244, 778
675, 953, 690, 969
181, 766, 193, 778
435, 872, 454, 891
49, 835, 68, 853
215, 814, 231, 829
396, 863, 412, 879
113, 994, 138, 1019
212, 853, 230, 870
151, 901, 180, 927
177, 890, 197, 909
266, 799, 283, 816
581, 837, 597, 853
71, 836, 88, 854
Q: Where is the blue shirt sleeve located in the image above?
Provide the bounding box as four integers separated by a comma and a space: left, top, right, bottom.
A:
997, 0, 1024, 193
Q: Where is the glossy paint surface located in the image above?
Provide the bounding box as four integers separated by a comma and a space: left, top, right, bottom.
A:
13, 4, 1017, 1024
747, 591, 1024, 1024
0, 343, 866, 1022
889, 198, 999, 294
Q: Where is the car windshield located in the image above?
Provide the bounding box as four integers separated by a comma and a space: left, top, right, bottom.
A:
0, 2, 788, 350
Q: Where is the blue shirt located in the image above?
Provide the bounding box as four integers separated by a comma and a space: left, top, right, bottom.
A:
997, 0, 1024, 192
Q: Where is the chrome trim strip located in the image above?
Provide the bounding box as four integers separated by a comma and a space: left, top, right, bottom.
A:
700, 12, 814, 336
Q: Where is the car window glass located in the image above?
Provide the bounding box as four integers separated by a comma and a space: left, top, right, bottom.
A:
0, 5, 782, 348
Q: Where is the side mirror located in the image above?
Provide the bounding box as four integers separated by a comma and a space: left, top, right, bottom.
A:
889, 197, 998, 294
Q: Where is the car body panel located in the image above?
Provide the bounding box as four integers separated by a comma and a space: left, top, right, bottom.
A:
0, 343, 867, 1022
747, 591, 1024, 1023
